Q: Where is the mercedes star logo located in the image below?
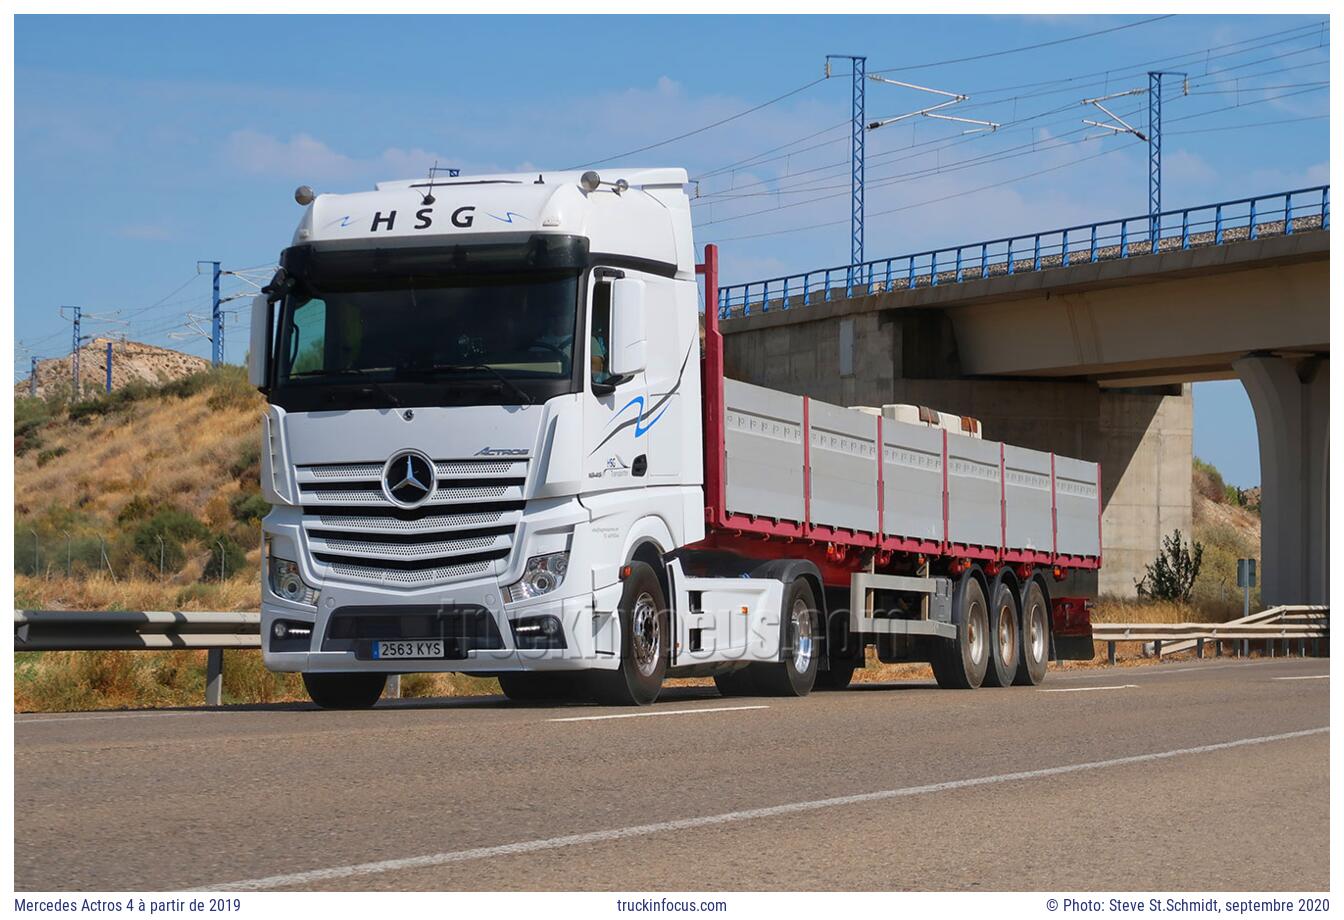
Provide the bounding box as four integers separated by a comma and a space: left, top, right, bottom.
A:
382, 450, 436, 508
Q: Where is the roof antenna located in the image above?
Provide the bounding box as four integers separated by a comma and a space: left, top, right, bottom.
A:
421, 161, 438, 205
535, 173, 544, 184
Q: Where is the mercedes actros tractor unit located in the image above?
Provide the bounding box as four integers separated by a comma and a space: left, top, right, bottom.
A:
248, 167, 1098, 709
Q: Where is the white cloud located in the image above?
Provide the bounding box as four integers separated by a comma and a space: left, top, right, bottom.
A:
222, 129, 446, 183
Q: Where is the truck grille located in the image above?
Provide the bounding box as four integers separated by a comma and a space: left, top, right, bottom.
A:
295, 457, 528, 587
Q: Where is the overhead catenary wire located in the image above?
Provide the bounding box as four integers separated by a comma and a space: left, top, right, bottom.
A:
699, 83, 1327, 244
689, 23, 1327, 205
565, 77, 831, 170
867, 15, 1175, 74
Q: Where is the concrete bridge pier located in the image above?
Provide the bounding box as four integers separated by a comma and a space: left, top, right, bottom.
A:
1234, 354, 1330, 605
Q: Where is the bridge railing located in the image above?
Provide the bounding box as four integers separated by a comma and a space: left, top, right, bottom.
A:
717, 185, 1329, 319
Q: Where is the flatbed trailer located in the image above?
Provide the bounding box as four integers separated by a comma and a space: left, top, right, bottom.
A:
683, 244, 1098, 689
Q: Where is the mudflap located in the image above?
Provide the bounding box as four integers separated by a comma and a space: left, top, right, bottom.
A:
1052, 635, 1096, 661
1051, 595, 1095, 661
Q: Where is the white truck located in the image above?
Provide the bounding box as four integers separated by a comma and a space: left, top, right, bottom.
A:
249, 167, 1098, 709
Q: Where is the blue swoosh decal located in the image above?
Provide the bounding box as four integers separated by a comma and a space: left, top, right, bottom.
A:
488, 211, 527, 224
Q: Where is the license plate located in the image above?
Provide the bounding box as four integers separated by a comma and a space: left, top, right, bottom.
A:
372, 640, 444, 660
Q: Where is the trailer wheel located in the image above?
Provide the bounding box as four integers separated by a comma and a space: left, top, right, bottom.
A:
497, 673, 584, 702
1014, 579, 1050, 686
588, 562, 668, 706
751, 578, 820, 697
983, 577, 1021, 687
930, 573, 990, 690
302, 672, 386, 710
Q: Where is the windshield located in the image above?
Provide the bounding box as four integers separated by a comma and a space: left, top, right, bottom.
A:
271, 270, 581, 409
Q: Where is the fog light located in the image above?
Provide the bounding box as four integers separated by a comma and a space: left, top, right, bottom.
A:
512, 615, 567, 650
273, 621, 288, 640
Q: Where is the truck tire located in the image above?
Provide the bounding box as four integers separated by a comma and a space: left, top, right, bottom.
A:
1014, 579, 1050, 686
497, 673, 583, 702
930, 573, 990, 690
750, 578, 820, 697
814, 662, 856, 690
302, 672, 386, 710
983, 576, 1021, 687
588, 562, 668, 706
713, 667, 760, 697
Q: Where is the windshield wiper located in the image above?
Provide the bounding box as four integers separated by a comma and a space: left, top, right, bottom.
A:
333, 380, 401, 407
396, 362, 534, 406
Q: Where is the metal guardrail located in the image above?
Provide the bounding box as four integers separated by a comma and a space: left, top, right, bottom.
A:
1092, 606, 1328, 665
16, 610, 261, 706
718, 185, 1329, 318
13, 605, 1327, 708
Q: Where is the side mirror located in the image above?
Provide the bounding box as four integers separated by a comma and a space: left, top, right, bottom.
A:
607, 277, 647, 378
248, 294, 270, 389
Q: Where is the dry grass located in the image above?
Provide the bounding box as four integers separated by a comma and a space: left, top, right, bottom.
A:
15, 382, 263, 526
14, 573, 261, 612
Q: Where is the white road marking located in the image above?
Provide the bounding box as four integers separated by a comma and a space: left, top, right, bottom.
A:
548, 705, 768, 723
1038, 684, 1138, 693
1273, 675, 1328, 681
15, 711, 204, 726
213, 726, 1328, 891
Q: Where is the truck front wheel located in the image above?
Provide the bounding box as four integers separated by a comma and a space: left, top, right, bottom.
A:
302, 672, 386, 710
589, 562, 668, 706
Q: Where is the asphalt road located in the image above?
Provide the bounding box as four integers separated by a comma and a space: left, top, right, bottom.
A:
14, 657, 1329, 892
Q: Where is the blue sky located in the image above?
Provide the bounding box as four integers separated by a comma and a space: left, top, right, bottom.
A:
13, 14, 1330, 486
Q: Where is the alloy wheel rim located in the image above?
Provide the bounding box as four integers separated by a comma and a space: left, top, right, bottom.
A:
631, 592, 661, 677
998, 602, 1016, 663
791, 597, 813, 673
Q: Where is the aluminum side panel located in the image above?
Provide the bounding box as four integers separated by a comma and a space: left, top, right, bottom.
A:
947, 433, 1002, 549
723, 379, 805, 523
1055, 455, 1101, 557
808, 399, 878, 533
881, 419, 944, 542
1004, 445, 1053, 552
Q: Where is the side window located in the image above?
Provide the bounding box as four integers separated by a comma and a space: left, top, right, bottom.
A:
590, 281, 613, 387
287, 298, 327, 375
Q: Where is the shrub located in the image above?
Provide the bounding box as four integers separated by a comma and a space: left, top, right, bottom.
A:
202, 532, 249, 582
1192, 457, 1227, 504
205, 366, 257, 412
35, 446, 68, 467
1136, 529, 1204, 602
230, 439, 262, 483
230, 491, 270, 525
131, 508, 210, 574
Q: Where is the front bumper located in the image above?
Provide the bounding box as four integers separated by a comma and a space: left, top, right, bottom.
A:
261, 574, 619, 674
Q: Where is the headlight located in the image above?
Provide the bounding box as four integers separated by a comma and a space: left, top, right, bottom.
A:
504, 552, 569, 602
268, 556, 319, 606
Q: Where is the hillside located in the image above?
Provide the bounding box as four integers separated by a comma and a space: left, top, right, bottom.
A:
15, 367, 265, 590
18, 337, 210, 401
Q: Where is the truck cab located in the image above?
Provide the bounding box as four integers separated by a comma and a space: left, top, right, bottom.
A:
251, 168, 711, 707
